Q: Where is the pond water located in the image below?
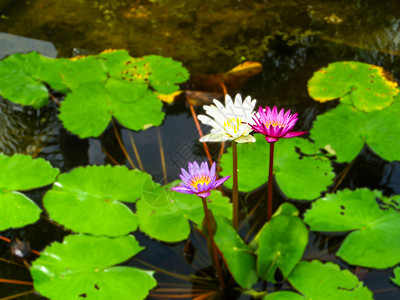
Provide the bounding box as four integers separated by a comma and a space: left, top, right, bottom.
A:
0, 0, 400, 299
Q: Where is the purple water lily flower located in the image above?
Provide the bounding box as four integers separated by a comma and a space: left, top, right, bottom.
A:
250, 106, 307, 143
171, 161, 230, 198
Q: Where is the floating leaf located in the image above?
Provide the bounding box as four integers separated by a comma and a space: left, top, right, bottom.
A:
308, 61, 398, 112
0, 154, 59, 230
58, 51, 186, 138
43, 165, 151, 236
0, 52, 68, 108
31, 234, 156, 300
136, 184, 232, 242
264, 291, 304, 300
391, 267, 400, 287
257, 203, 308, 283
310, 102, 400, 163
266, 260, 373, 300
214, 216, 257, 289
219, 135, 334, 200
304, 188, 400, 268
127, 55, 189, 94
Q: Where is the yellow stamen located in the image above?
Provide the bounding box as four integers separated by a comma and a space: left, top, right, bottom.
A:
223, 117, 242, 133
264, 121, 286, 128
190, 175, 212, 188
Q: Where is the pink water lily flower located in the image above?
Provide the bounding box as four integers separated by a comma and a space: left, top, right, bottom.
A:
171, 161, 230, 198
251, 106, 307, 143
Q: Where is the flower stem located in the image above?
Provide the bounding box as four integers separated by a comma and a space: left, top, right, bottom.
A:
202, 198, 225, 290
267, 142, 275, 221
232, 141, 239, 230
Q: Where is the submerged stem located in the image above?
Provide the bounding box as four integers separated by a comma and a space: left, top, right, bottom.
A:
156, 127, 168, 184
267, 142, 275, 221
201, 198, 225, 290
232, 141, 239, 230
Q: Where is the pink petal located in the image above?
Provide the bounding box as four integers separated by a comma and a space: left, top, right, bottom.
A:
282, 131, 307, 138
266, 136, 279, 143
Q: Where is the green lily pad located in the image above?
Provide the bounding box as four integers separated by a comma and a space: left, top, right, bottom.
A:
391, 266, 400, 287
31, 234, 156, 300
58, 51, 185, 138
127, 55, 190, 94
43, 165, 151, 236
214, 216, 257, 289
310, 102, 400, 163
257, 203, 308, 283
264, 291, 305, 300
219, 135, 334, 200
304, 188, 400, 268
0, 52, 68, 108
136, 183, 232, 242
308, 61, 398, 112
272, 260, 373, 300
0, 154, 59, 230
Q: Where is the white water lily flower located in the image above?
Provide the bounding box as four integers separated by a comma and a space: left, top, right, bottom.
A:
197, 94, 257, 143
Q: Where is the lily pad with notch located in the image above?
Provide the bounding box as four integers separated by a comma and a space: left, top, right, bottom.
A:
31, 234, 156, 300
256, 203, 308, 283
136, 181, 232, 242
43, 165, 151, 237
304, 188, 400, 268
59, 50, 188, 138
310, 101, 400, 163
308, 61, 398, 112
219, 135, 334, 200
214, 216, 258, 289
264, 260, 373, 300
0, 52, 68, 108
0, 153, 59, 230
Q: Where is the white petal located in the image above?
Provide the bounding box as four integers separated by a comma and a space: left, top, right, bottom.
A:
200, 133, 231, 142
197, 114, 222, 131
235, 135, 256, 143
203, 105, 227, 126
233, 94, 243, 107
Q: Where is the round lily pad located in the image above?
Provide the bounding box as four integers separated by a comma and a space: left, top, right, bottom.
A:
308, 61, 398, 112
304, 188, 400, 268
257, 203, 308, 283
310, 102, 400, 163
219, 135, 334, 200
214, 216, 258, 289
31, 234, 156, 300
58, 52, 174, 138
43, 165, 151, 236
127, 55, 190, 94
0, 52, 68, 108
276, 260, 373, 300
136, 183, 232, 242
0, 153, 59, 230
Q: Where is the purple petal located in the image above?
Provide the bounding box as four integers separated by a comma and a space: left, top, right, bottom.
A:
197, 191, 211, 198
171, 186, 194, 194
209, 162, 216, 179
214, 175, 230, 188
181, 168, 191, 181
188, 162, 195, 175
282, 131, 307, 138
200, 161, 209, 174
192, 161, 200, 174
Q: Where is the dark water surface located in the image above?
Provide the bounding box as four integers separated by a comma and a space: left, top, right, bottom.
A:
0, 0, 400, 299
